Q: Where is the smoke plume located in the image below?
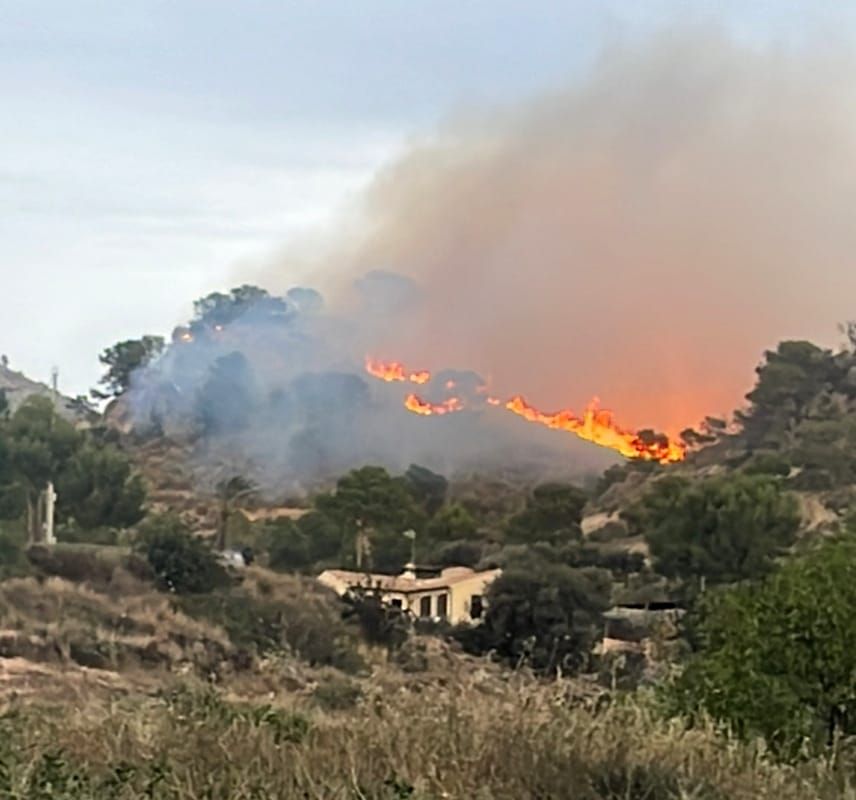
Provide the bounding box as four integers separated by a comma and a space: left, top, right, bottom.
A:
272, 29, 856, 434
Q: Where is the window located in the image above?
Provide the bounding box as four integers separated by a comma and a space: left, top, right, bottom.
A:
470, 594, 484, 620
390, 598, 403, 608
419, 595, 432, 618
436, 593, 448, 619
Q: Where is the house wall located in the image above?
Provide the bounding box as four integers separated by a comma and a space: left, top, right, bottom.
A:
382, 590, 451, 621
449, 572, 497, 624
317, 569, 500, 625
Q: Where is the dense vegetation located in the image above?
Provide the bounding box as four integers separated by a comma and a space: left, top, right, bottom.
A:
0, 394, 145, 543
5, 322, 856, 795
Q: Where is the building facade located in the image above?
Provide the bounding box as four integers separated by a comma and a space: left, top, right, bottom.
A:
318, 565, 501, 625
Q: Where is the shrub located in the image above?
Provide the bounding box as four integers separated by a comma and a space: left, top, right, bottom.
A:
788, 467, 835, 491
586, 520, 629, 543
312, 676, 363, 711
265, 519, 312, 571
456, 561, 610, 675
26, 544, 115, 586
628, 473, 799, 587
741, 451, 792, 477
0, 531, 30, 580
671, 535, 856, 758
341, 590, 409, 651
505, 482, 587, 546
137, 514, 230, 594
57, 525, 119, 546
180, 581, 365, 672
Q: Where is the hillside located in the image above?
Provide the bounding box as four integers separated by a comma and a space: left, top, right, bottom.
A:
0, 362, 84, 421
4, 332, 856, 798
0, 549, 851, 800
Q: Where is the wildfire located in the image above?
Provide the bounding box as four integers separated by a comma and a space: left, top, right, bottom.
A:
404, 393, 465, 416
505, 396, 685, 463
365, 357, 431, 384
364, 355, 686, 463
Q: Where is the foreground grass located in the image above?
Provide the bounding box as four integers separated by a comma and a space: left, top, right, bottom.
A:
2, 679, 856, 800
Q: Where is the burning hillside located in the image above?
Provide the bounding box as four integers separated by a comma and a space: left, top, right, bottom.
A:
364, 357, 685, 463
114, 281, 685, 495
262, 33, 856, 436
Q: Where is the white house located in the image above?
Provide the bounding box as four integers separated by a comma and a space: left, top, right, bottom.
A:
318, 564, 500, 625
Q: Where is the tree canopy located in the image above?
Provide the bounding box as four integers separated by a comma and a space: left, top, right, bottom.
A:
192, 285, 289, 329
138, 514, 230, 594
627, 473, 799, 587
315, 466, 425, 572
94, 336, 164, 399
457, 560, 610, 675
505, 482, 588, 546
0, 396, 146, 539
672, 535, 856, 757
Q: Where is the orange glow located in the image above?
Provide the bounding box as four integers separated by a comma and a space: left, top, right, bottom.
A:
365, 357, 431, 384
366, 355, 685, 463
404, 393, 465, 416
505, 395, 685, 463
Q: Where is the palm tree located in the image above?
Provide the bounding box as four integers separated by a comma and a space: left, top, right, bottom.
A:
214, 475, 257, 552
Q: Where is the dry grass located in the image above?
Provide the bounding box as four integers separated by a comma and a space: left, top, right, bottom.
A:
1, 562, 855, 798
0, 573, 234, 677
1, 675, 855, 799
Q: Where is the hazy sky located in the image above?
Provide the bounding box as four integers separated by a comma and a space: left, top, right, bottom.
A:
1, 1, 853, 396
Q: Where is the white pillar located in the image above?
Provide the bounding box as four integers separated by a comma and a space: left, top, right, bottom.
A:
43, 482, 57, 545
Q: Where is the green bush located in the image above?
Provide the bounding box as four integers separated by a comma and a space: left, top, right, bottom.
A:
341, 590, 409, 651
671, 535, 856, 758
627, 473, 799, 587
264, 519, 312, 571
58, 525, 119, 546
181, 585, 365, 672
456, 561, 610, 675
505, 482, 587, 546
0, 531, 30, 580
137, 514, 230, 594
741, 452, 792, 477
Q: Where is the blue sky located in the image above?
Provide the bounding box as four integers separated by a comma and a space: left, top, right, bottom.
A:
1, 1, 852, 395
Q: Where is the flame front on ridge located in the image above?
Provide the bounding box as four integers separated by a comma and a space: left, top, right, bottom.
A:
404, 393, 465, 416
365, 356, 686, 463
364, 357, 431, 384
504, 396, 685, 463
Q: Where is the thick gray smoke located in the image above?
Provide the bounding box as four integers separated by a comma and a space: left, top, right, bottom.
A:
269, 30, 856, 434
124, 280, 615, 497
128, 29, 856, 494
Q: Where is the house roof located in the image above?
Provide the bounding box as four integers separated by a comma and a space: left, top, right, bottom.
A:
318, 566, 501, 594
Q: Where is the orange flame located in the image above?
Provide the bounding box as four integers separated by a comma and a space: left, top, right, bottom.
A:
365, 357, 431, 384
365, 355, 685, 463
404, 393, 465, 416
505, 395, 685, 463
